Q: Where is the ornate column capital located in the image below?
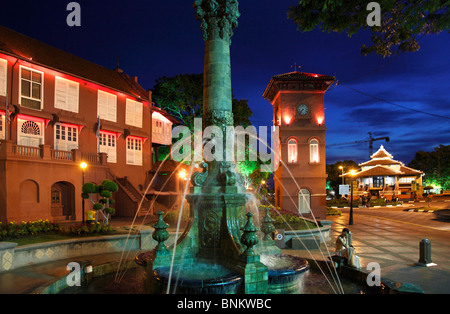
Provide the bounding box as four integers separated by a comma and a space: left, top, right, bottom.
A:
194, 0, 240, 41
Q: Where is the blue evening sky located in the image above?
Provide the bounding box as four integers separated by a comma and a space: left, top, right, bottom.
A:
1, 0, 449, 165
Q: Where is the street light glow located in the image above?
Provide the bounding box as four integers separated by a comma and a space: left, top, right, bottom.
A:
80, 162, 87, 170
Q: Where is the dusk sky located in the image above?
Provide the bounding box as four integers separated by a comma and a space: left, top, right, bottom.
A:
1, 0, 449, 165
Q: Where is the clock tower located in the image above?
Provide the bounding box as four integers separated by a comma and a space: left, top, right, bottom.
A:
263, 71, 335, 219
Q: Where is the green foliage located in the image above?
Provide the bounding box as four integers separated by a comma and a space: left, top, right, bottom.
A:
69, 222, 113, 236
99, 190, 112, 198
288, 0, 450, 57
0, 220, 63, 241
409, 145, 450, 191
258, 205, 317, 230
326, 207, 342, 216
104, 207, 115, 215
93, 203, 103, 210
81, 179, 117, 226
326, 160, 359, 193
102, 180, 119, 192
82, 182, 97, 194
151, 73, 253, 129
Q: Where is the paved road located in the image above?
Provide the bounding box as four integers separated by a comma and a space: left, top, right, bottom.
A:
286, 200, 450, 294
349, 200, 450, 231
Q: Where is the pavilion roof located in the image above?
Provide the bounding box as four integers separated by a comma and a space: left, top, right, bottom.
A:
359, 158, 403, 167
370, 145, 394, 159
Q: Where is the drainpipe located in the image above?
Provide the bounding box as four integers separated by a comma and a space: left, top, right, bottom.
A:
6, 58, 19, 141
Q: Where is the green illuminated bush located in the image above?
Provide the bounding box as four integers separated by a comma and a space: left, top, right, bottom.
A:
82, 180, 118, 226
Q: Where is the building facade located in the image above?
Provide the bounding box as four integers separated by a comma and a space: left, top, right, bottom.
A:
263, 71, 335, 220
342, 145, 424, 200
0, 26, 173, 223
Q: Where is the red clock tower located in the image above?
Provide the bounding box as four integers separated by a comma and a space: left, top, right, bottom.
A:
263, 71, 335, 220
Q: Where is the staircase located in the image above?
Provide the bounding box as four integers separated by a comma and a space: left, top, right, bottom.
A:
106, 170, 152, 217
116, 177, 152, 216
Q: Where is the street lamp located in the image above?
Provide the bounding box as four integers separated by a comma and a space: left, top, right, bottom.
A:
80, 162, 87, 224
339, 166, 344, 185
349, 169, 356, 225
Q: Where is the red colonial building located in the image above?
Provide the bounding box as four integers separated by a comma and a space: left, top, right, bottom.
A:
0, 26, 174, 223
263, 70, 335, 220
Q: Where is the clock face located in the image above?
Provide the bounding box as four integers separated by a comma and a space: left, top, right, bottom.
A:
297, 104, 309, 116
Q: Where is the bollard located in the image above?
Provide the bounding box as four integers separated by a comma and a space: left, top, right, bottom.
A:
415, 239, 437, 267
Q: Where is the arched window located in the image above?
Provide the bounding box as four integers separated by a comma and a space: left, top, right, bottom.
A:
310, 139, 319, 163
298, 189, 311, 214
288, 139, 298, 163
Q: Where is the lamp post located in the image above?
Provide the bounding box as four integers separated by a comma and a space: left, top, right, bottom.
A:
80, 162, 87, 224
339, 166, 344, 185
349, 169, 356, 225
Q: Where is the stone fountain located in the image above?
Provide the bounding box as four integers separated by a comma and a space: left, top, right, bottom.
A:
137, 0, 309, 294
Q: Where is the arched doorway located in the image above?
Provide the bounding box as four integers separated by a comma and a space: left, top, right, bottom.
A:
51, 181, 75, 220
298, 188, 311, 214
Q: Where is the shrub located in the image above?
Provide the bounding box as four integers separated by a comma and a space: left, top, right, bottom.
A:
69, 222, 113, 235
258, 205, 317, 230
0, 220, 63, 241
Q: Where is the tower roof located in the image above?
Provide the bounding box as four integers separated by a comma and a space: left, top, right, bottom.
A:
271, 71, 335, 81
263, 70, 335, 103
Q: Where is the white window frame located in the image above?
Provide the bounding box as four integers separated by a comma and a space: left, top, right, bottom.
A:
287, 139, 298, 163
0, 58, 7, 97
97, 90, 117, 122
309, 139, 319, 163
54, 123, 79, 151
0, 113, 4, 140
98, 131, 117, 163
55, 76, 79, 113
19, 66, 44, 110
298, 189, 311, 214
125, 99, 143, 128
126, 137, 143, 166
17, 117, 45, 147
153, 119, 164, 134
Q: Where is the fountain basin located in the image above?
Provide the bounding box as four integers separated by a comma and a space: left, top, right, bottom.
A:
144, 254, 309, 294
151, 262, 243, 294
262, 254, 309, 293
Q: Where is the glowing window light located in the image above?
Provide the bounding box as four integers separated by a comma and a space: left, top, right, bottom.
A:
288, 139, 298, 163
310, 139, 319, 163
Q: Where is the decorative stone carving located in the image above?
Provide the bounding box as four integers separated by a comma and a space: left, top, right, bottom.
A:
217, 161, 237, 186
192, 162, 209, 186
194, 0, 240, 41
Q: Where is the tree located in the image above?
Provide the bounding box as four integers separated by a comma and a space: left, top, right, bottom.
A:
287, 0, 449, 57
326, 160, 359, 194
81, 180, 118, 226
409, 144, 450, 191
151, 73, 253, 129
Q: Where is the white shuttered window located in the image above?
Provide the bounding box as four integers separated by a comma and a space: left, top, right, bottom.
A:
125, 99, 143, 128
0, 58, 7, 96
97, 90, 117, 122
55, 77, 79, 112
